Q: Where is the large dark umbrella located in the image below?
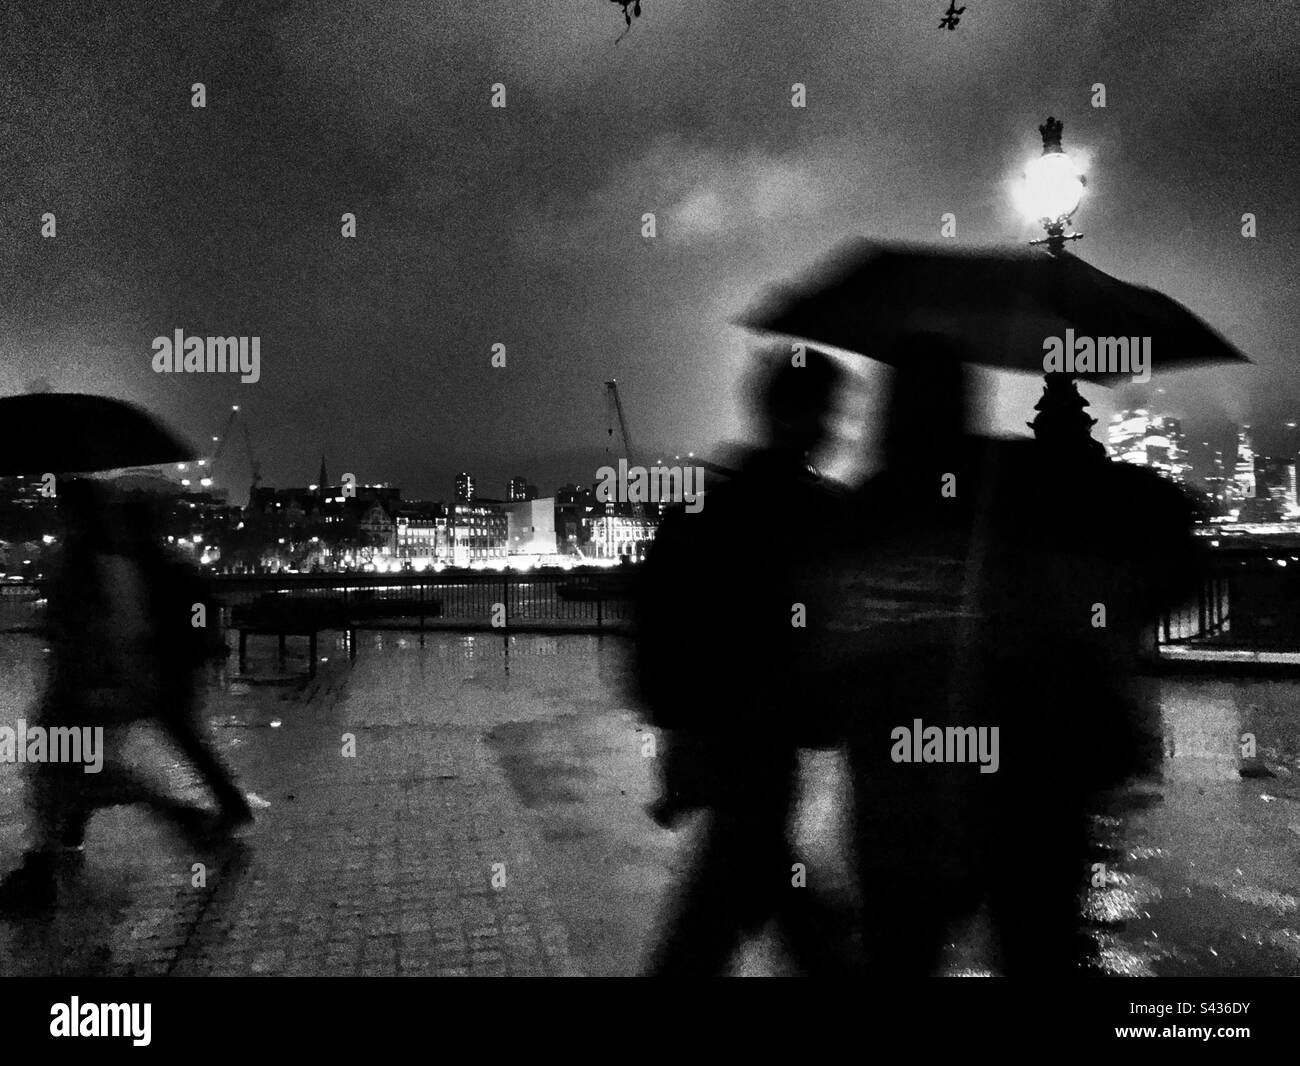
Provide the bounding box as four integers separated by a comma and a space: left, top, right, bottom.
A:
0, 393, 198, 476
738, 239, 1249, 383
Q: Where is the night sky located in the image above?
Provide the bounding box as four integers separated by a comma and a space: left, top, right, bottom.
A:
2, 0, 1296, 500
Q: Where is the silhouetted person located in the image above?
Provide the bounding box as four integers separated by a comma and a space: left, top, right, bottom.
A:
956, 425, 1200, 974
838, 340, 1201, 975
0, 481, 251, 915
832, 337, 985, 975
635, 347, 847, 975
116, 495, 253, 832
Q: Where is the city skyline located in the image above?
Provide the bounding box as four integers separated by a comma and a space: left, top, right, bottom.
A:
3, 1, 1295, 501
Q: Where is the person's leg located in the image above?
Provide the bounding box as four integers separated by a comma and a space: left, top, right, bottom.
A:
645, 810, 760, 975
848, 748, 968, 976
985, 802, 1091, 976
0, 764, 91, 913
158, 709, 253, 826
79, 726, 240, 845
645, 745, 794, 975
773, 858, 858, 975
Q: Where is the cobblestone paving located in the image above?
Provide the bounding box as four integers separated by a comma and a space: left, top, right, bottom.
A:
0, 632, 620, 977
3, 630, 1300, 977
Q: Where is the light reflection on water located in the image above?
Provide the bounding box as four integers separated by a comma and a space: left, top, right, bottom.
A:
1086, 675, 1300, 975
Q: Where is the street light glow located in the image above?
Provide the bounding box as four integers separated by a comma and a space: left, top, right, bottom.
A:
1017, 151, 1084, 224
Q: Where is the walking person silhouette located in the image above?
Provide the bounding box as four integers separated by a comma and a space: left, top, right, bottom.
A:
837, 342, 1201, 975
634, 346, 849, 975
0, 481, 252, 915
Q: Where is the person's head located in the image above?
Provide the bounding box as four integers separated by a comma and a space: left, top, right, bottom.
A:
58, 480, 164, 559
57, 478, 113, 552
882, 333, 970, 470
749, 345, 845, 456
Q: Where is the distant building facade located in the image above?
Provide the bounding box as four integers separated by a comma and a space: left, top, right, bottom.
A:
507, 477, 538, 502
1255, 456, 1298, 517
1107, 409, 1190, 482
450, 502, 507, 566
1231, 425, 1257, 504
589, 512, 656, 560
505, 498, 557, 555
555, 484, 598, 557
395, 502, 449, 563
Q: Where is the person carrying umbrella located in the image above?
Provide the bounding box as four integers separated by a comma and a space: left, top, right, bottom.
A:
0, 395, 253, 915
740, 240, 1238, 973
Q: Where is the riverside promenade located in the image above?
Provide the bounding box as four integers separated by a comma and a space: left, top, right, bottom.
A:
1, 627, 1298, 977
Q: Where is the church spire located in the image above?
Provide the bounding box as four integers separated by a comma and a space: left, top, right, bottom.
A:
318, 454, 328, 497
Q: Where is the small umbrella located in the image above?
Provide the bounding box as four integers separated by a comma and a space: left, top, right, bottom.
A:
738, 239, 1249, 383
0, 392, 198, 477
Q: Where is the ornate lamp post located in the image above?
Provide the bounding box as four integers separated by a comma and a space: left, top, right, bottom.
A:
1018, 117, 1106, 458
1019, 116, 1086, 256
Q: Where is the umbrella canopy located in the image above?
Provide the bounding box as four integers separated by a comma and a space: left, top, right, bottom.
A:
0, 393, 198, 477
738, 239, 1249, 384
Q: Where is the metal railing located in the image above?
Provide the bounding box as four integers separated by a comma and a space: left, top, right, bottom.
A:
1158, 573, 1231, 645
209, 569, 635, 630
5, 550, 1298, 654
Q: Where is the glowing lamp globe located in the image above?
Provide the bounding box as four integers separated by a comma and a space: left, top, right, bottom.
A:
1020, 151, 1084, 225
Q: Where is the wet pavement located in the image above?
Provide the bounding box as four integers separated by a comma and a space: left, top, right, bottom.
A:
0, 629, 1297, 976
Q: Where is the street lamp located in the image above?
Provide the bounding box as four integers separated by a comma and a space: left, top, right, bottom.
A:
1017, 117, 1108, 457
1017, 116, 1086, 255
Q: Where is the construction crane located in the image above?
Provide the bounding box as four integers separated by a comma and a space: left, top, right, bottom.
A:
210, 404, 262, 504
604, 378, 644, 522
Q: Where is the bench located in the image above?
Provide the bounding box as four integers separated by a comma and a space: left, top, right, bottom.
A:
230, 596, 356, 678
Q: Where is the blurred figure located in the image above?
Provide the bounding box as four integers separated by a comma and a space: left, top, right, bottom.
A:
0, 481, 250, 915
831, 337, 986, 975
838, 343, 1201, 975
634, 346, 847, 975
956, 422, 1200, 975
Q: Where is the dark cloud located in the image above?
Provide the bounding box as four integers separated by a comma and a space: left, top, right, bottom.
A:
2, 0, 1296, 498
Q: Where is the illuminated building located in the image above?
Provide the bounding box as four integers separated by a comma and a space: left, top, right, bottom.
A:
590, 513, 656, 560
450, 502, 507, 566
1106, 408, 1190, 482
1231, 425, 1256, 503
505, 498, 557, 555
555, 484, 597, 557
454, 472, 475, 503
507, 477, 538, 502
357, 501, 396, 553
1256, 457, 1299, 517
395, 504, 450, 564
1203, 449, 1228, 513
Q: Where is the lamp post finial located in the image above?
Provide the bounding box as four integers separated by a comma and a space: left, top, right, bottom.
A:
1039, 116, 1064, 154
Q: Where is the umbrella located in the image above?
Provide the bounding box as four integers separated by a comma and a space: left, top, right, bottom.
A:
738, 239, 1249, 383
0, 392, 198, 477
